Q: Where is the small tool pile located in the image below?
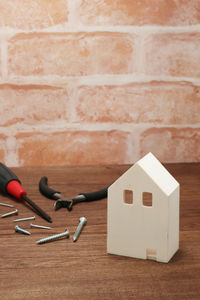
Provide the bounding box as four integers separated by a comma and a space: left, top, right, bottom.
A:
0, 162, 107, 244
0, 162, 52, 223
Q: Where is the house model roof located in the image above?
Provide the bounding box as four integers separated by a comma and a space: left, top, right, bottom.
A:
136, 152, 179, 196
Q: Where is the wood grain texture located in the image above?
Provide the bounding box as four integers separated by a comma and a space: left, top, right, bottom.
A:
0, 164, 200, 300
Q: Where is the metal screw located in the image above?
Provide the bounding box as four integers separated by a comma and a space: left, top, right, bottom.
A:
0, 202, 14, 208
73, 217, 87, 242
1, 209, 18, 218
36, 229, 70, 244
30, 223, 52, 230
13, 216, 35, 222
15, 225, 31, 235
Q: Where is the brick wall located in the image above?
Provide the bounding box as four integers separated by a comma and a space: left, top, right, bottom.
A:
0, 0, 199, 166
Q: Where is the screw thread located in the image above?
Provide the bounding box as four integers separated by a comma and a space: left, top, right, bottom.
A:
73, 217, 87, 242
73, 222, 83, 241
13, 216, 35, 222
1, 209, 18, 218
30, 223, 52, 230
15, 225, 30, 235
37, 230, 69, 244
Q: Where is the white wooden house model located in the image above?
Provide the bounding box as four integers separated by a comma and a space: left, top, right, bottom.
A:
107, 152, 179, 263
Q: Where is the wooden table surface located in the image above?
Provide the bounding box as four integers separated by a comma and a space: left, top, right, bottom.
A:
0, 163, 199, 300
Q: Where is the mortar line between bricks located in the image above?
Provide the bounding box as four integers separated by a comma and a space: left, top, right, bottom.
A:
0, 123, 199, 136
0, 37, 8, 80
66, 0, 81, 30
1, 25, 200, 35
1, 75, 200, 87
71, 25, 200, 34
126, 131, 140, 164
4, 137, 19, 166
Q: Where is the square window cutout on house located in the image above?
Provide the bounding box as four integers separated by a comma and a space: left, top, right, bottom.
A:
124, 190, 133, 204
143, 192, 152, 207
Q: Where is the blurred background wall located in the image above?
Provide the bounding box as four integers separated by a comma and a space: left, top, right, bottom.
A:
0, 0, 199, 166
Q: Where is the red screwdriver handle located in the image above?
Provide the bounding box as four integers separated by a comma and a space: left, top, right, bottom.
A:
7, 180, 27, 200
0, 162, 52, 223
0, 162, 22, 194
0, 162, 27, 199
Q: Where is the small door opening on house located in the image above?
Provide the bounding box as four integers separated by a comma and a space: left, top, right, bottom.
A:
143, 192, 152, 207
146, 248, 157, 261
124, 190, 133, 204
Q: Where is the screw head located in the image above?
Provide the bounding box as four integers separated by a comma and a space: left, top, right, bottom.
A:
79, 217, 87, 224
65, 229, 70, 236
15, 225, 20, 232
15, 225, 31, 235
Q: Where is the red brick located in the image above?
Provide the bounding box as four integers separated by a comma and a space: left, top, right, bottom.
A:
0, 0, 68, 30
8, 33, 136, 76
0, 135, 6, 162
77, 0, 200, 26
0, 84, 68, 126
140, 128, 200, 162
144, 33, 200, 78
17, 131, 130, 166
75, 82, 200, 125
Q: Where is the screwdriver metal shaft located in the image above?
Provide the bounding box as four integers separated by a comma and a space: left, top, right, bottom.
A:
21, 194, 52, 223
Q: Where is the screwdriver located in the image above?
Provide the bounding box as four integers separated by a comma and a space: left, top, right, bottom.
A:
0, 162, 52, 223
